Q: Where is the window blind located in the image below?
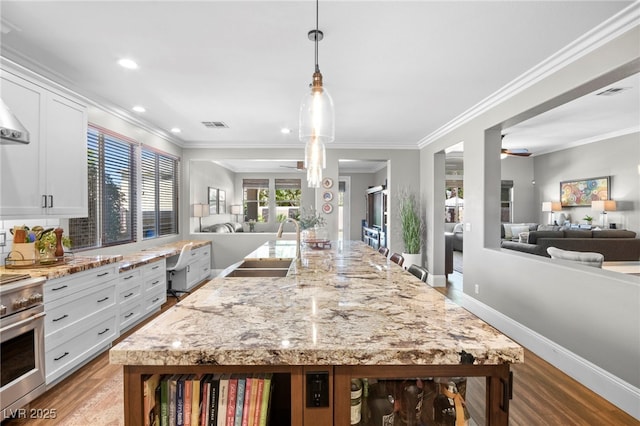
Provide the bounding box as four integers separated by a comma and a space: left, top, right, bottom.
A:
141, 147, 179, 239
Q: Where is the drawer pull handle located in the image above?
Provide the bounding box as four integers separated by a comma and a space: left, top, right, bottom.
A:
124, 312, 134, 318
124, 292, 134, 298
98, 328, 110, 336
97, 272, 109, 277
97, 297, 109, 303
151, 280, 160, 286
54, 352, 69, 361
191, 252, 196, 256
124, 275, 134, 280
152, 297, 160, 303
152, 265, 160, 270
52, 314, 68, 322
52, 285, 68, 291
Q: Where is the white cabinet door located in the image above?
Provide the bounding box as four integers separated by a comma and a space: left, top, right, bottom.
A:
45, 93, 88, 217
0, 72, 45, 217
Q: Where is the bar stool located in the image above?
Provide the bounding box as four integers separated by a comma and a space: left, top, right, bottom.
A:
389, 252, 404, 267
407, 264, 428, 282
378, 246, 389, 257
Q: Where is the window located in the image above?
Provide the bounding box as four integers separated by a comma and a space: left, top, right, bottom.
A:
141, 147, 179, 239
69, 126, 136, 249
501, 180, 514, 223
243, 179, 269, 222
275, 178, 302, 222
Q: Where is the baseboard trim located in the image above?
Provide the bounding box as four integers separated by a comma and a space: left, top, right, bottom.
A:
461, 293, 640, 420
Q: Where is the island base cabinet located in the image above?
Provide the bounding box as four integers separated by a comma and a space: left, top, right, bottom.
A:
121, 364, 512, 425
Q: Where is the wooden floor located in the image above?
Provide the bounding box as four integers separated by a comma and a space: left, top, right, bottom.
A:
3, 278, 638, 425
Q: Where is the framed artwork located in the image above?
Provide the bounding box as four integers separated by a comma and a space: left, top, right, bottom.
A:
560, 176, 610, 207
208, 187, 218, 215
218, 189, 226, 214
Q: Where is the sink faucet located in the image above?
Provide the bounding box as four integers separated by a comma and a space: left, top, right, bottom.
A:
276, 218, 301, 262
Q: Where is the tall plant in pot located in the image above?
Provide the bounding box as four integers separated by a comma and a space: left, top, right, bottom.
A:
399, 188, 424, 269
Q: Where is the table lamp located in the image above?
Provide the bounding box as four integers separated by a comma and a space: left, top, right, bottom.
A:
230, 204, 243, 223
193, 203, 209, 232
592, 200, 616, 228
542, 201, 562, 225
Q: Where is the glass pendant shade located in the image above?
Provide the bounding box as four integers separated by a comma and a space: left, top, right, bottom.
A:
305, 139, 326, 188
299, 71, 335, 144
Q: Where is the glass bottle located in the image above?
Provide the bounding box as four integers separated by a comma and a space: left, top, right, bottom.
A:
351, 378, 363, 425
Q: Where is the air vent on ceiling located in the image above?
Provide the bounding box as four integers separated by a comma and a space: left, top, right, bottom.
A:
202, 121, 229, 128
595, 87, 630, 96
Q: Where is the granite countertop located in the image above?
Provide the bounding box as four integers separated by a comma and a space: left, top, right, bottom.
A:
110, 240, 524, 367
0, 239, 211, 278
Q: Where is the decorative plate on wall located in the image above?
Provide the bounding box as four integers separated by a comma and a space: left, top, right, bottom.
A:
322, 177, 333, 189
322, 203, 333, 214
323, 191, 333, 202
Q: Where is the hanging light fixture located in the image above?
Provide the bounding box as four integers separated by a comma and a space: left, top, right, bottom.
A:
300, 0, 334, 188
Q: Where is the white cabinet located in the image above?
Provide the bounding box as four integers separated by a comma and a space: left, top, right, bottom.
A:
44, 264, 118, 385
0, 68, 87, 219
171, 243, 212, 292
118, 259, 166, 333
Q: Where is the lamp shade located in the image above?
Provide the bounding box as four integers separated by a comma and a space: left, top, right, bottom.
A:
230, 204, 243, 215
542, 202, 561, 212
299, 74, 335, 144
193, 203, 209, 218
305, 139, 326, 188
592, 200, 616, 212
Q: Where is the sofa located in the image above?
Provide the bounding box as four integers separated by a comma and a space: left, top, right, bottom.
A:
201, 222, 244, 233
445, 222, 539, 252
501, 229, 640, 261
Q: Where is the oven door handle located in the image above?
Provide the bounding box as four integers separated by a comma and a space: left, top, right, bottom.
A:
0, 311, 45, 333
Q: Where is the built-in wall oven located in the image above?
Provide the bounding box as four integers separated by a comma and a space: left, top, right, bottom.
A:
0, 274, 46, 420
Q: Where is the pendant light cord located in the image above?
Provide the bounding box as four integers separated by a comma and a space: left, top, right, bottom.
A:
315, 0, 319, 73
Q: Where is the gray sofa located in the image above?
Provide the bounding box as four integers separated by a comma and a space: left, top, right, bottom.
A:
501, 229, 640, 261
201, 222, 244, 233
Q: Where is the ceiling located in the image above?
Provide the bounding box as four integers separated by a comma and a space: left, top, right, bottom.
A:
0, 1, 637, 173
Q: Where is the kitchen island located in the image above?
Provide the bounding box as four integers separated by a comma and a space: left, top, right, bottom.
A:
110, 240, 523, 425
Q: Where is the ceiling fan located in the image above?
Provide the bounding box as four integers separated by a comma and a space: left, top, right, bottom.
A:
501, 148, 532, 157
279, 161, 305, 170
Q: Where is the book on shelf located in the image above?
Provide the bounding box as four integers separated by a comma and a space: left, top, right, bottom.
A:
234, 375, 247, 426
206, 374, 221, 426
160, 375, 171, 426
226, 375, 239, 426
191, 375, 201, 426
199, 374, 212, 426
259, 374, 273, 426
143, 374, 161, 426
216, 375, 229, 426
183, 375, 194, 426
176, 375, 186, 426
241, 376, 253, 426
251, 375, 265, 426
168, 374, 181, 426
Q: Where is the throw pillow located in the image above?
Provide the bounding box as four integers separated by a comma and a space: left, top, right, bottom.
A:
518, 232, 530, 243
503, 224, 513, 240
510, 225, 530, 241
453, 223, 464, 233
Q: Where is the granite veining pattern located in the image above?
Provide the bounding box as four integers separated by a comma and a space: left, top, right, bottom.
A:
119, 240, 211, 271
0, 255, 123, 279
110, 241, 524, 367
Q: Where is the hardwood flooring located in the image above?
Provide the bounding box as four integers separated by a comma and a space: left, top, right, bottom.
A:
3, 279, 637, 425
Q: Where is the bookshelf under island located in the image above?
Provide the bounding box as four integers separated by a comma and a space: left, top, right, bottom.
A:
110, 240, 523, 425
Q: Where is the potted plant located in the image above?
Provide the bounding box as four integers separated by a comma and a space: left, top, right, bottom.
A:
35, 228, 71, 262
295, 206, 327, 240
398, 188, 424, 269
582, 215, 593, 225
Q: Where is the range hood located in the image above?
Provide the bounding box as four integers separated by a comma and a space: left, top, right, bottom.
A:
0, 98, 30, 144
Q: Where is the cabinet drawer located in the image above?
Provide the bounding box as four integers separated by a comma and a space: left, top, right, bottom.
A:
144, 273, 165, 293
45, 282, 116, 336
145, 292, 165, 313
45, 265, 118, 304
119, 301, 143, 330
144, 260, 165, 276
118, 282, 143, 304
45, 314, 117, 384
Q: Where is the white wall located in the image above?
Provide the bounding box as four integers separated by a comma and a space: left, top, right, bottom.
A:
501, 156, 537, 223
420, 21, 639, 417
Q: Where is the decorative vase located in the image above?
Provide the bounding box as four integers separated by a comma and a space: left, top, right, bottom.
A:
402, 252, 422, 270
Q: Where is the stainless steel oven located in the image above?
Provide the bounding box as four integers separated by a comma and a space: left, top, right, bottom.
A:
0, 274, 46, 420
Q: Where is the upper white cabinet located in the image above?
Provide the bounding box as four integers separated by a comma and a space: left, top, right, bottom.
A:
0, 68, 88, 219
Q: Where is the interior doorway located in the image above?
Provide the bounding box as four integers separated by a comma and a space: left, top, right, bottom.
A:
338, 176, 350, 242
445, 143, 464, 276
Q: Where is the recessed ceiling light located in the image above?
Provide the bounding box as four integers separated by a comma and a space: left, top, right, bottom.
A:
118, 58, 138, 69
170, 128, 181, 133
132, 105, 145, 113
281, 128, 291, 134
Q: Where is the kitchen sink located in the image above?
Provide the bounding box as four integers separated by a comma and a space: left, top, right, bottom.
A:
238, 259, 293, 269
224, 268, 289, 278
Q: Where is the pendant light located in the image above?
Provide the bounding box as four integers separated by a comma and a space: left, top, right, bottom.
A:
300, 0, 334, 188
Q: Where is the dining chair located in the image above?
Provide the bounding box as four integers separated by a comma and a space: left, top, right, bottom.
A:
407, 264, 429, 282
389, 252, 404, 267
378, 246, 389, 257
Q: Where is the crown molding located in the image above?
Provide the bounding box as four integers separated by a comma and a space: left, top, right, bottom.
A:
417, 2, 640, 149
